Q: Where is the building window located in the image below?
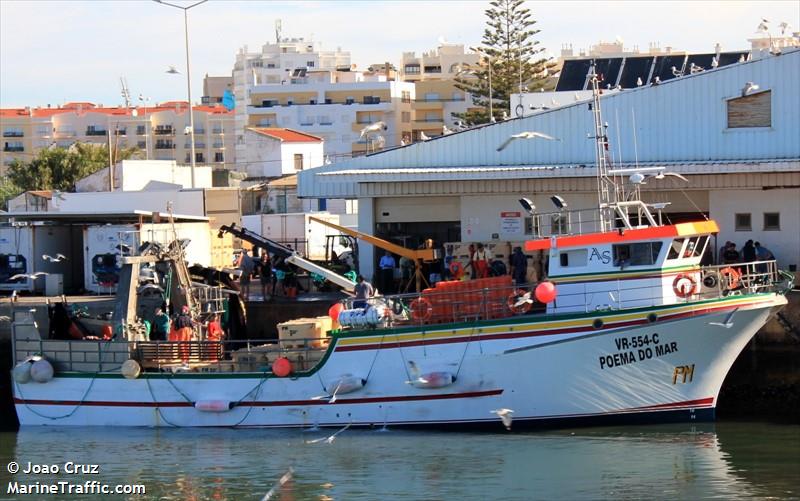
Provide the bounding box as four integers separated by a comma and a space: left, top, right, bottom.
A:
550, 214, 568, 235
318, 198, 327, 211
404, 64, 420, 74
363, 96, 381, 105
307, 61, 315, 67
424, 93, 440, 102
734, 213, 752, 231
294, 153, 303, 170
277, 193, 287, 213
401, 111, 410, 123
524, 216, 540, 236
401, 91, 411, 103
424, 65, 442, 73
613, 242, 663, 266
727, 90, 771, 128
214, 152, 224, 162
345, 97, 355, 105
763, 212, 780, 231
136, 125, 146, 135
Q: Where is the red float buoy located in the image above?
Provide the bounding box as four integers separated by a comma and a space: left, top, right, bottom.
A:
101, 324, 114, 340
272, 357, 292, 377
535, 281, 557, 303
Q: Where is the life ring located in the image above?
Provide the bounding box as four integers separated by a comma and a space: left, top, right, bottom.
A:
449, 261, 464, 279
408, 298, 432, 322
507, 289, 533, 314
719, 267, 741, 290
672, 273, 698, 298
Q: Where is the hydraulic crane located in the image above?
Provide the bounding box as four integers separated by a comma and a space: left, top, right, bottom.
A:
217, 223, 356, 293
308, 216, 440, 292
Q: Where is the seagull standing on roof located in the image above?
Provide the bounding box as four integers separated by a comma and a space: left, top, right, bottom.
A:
648, 171, 689, 182
419, 131, 431, 141
497, 131, 560, 152
741, 82, 759, 97
636, 77, 643, 87
671, 66, 682, 77
711, 56, 719, 68
442, 124, 454, 135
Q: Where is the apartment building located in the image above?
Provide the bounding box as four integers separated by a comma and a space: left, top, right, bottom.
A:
0, 102, 234, 174
399, 43, 481, 139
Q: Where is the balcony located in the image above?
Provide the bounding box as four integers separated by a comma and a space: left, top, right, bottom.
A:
212, 128, 223, 134
85, 129, 107, 136
154, 127, 174, 136
155, 142, 175, 150
115, 129, 127, 136
185, 143, 206, 149
3, 146, 24, 152
213, 142, 224, 148
193, 128, 206, 134
3, 131, 24, 137
413, 118, 444, 124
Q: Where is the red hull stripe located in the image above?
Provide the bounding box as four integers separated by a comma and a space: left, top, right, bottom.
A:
13, 389, 503, 408
524, 221, 719, 251
335, 302, 755, 352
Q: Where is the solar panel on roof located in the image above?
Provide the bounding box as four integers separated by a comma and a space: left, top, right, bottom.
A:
618, 56, 654, 88
651, 55, 688, 82
592, 58, 623, 89
555, 60, 593, 91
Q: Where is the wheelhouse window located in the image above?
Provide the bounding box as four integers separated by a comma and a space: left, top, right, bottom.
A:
559, 249, 587, 268
613, 242, 663, 266
667, 238, 686, 260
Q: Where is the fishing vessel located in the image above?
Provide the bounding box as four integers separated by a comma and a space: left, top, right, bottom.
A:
11, 66, 793, 429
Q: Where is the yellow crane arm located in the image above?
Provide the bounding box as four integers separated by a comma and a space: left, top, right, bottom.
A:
308, 216, 436, 261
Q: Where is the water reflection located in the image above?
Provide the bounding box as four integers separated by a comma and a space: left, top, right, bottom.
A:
3, 422, 797, 500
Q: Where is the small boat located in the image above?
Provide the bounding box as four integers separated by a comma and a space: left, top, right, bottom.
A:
11, 65, 793, 429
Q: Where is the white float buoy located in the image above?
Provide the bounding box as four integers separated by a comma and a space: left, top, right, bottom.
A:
121, 359, 141, 379
194, 400, 233, 412
30, 359, 54, 383
324, 375, 366, 395
409, 371, 455, 389
12, 360, 33, 384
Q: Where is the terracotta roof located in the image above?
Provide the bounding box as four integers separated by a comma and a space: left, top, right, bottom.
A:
28, 190, 53, 199
0, 108, 29, 117
248, 128, 322, 142
62, 102, 96, 109
267, 174, 298, 188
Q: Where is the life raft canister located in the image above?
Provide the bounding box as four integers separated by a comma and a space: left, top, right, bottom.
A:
672, 273, 698, 297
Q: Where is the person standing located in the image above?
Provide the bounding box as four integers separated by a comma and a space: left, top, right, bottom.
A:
723, 242, 739, 264
237, 248, 256, 301
152, 306, 170, 342
353, 275, 374, 309
474, 243, 492, 279
379, 251, 396, 294
171, 305, 194, 363
741, 240, 756, 263
258, 251, 272, 300
511, 247, 528, 285
754, 241, 774, 261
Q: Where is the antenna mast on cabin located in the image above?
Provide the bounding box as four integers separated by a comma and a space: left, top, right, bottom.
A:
589, 62, 618, 232
275, 19, 282, 44
120, 77, 131, 109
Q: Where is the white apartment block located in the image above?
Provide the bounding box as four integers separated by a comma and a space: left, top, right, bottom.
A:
0, 102, 234, 175
242, 128, 324, 178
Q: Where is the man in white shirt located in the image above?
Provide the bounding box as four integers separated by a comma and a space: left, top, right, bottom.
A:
379, 251, 396, 294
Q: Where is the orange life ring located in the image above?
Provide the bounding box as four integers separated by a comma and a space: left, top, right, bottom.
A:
449, 261, 464, 279
507, 289, 533, 314
409, 297, 433, 322
719, 267, 741, 290
672, 273, 698, 297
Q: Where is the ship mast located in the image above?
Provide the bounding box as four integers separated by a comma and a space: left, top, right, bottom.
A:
589, 62, 618, 232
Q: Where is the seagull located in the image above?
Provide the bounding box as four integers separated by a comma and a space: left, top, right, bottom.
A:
757, 21, 769, 33
778, 21, 791, 35
419, 131, 431, 141
42, 254, 67, 263
405, 360, 429, 385
491, 408, 514, 430
497, 131, 560, 152
512, 291, 533, 309
741, 82, 759, 97
305, 423, 352, 444
442, 124, 454, 135
400, 139, 408, 146
636, 77, 643, 87
502, 110, 509, 120
647, 171, 689, 182
0, 316, 10, 322
652, 76, 661, 85
324, 155, 332, 165
671, 66, 683, 77
738, 54, 746, 63
261, 467, 294, 501
709, 308, 739, 329
711, 56, 719, 69
574, 92, 581, 101
10, 272, 48, 280
359, 121, 387, 139
166, 65, 180, 75
690, 63, 704, 74
327, 380, 344, 404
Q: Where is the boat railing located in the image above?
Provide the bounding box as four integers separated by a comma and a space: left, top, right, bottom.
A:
337, 260, 782, 329
12, 334, 332, 374
523, 201, 670, 239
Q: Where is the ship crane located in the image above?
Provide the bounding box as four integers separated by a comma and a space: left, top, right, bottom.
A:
308, 216, 440, 292
217, 223, 356, 293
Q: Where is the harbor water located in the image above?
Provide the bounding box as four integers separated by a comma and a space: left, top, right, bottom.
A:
0, 421, 798, 500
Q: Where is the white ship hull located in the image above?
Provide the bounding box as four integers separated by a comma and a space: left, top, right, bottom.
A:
13, 294, 785, 428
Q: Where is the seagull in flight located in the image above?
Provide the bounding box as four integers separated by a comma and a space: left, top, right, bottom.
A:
359, 121, 387, 139
405, 360, 429, 385
512, 291, 533, 309
305, 423, 352, 444
497, 131, 560, 152
491, 408, 515, 430
10, 272, 48, 280
42, 254, 67, 263
261, 467, 294, 501
709, 308, 739, 329
166, 65, 180, 74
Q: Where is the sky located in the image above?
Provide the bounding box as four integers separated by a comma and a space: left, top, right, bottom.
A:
0, 0, 798, 108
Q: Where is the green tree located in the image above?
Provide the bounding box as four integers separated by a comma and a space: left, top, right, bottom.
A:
0, 176, 21, 210
7, 142, 142, 192
455, 0, 556, 124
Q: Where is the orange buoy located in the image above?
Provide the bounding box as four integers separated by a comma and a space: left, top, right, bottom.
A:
101, 324, 114, 340
328, 302, 344, 329
672, 273, 698, 297
534, 281, 557, 303
409, 297, 433, 322
719, 267, 741, 290
272, 357, 292, 377
449, 261, 464, 280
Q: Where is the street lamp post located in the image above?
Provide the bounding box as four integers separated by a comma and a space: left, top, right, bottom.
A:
155, 0, 207, 188
474, 48, 494, 123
